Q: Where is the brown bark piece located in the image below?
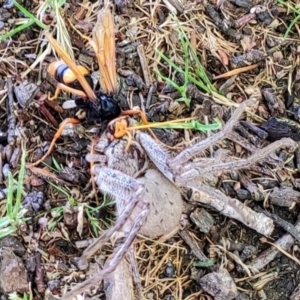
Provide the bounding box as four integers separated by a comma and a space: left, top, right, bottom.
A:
269, 186, 300, 208
179, 230, 208, 261
0, 247, 28, 294
14, 80, 39, 108
190, 208, 214, 233
198, 268, 238, 300
0, 236, 26, 256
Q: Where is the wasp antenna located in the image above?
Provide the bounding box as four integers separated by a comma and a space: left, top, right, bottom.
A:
45, 32, 97, 101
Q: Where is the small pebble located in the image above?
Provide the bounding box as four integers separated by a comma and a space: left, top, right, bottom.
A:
2, 164, 10, 178
164, 262, 176, 278
22, 191, 45, 212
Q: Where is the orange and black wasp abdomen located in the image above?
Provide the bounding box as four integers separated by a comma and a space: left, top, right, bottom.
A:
48, 61, 94, 93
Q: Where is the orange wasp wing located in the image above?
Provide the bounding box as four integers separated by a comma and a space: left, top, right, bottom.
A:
45, 32, 97, 101
89, 8, 118, 95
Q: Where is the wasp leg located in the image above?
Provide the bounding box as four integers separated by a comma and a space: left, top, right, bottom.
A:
109, 110, 158, 151
48, 83, 87, 101
107, 117, 133, 151
121, 109, 148, 125
28, 118, 81, 167
121, 109, 159, 141
113, 119, 133, 151
113, 118, 130, 138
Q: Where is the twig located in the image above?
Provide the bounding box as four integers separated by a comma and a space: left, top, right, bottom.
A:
230, 50, 266, 67
137, 44, 152, 86
260, 237, 300, 266
164, 0, 183, 14
249, 227, 297, 270
240, 121, 268, 140
21, 43, 52, 79
254, 206, 300, 243
213, 64, 259, 80
6, 76, 16, 146
179, 230, 209, 262
188, 185, 275, 236
35, 252, 45, 293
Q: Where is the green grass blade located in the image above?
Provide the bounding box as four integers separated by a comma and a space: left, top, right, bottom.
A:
156, 50, 185, 75
47, 181, 69, 197
0, 216, 11, 229
7, 172, 14, 216
192, 119, 222, 132
284, 14, 300, 38
275, 0, 300, 37
152, 119, 222, 132
52, 157, 62, 171
193, 259, 216, 267
47, 181, 76, 205
276, 0, 300, 14
181, 33, 190, 88
177, 26, 217, 94
0, 226, 16, 239
155, 69, 182, 91
13, 0, 48, 29
186, 74, 211, 92
0, 20, 35, 42
0, 1, 49, 42
156, 50, 211, 94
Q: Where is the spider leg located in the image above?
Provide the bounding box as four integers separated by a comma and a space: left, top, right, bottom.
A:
77, 166, 149, 269
27, 118, 81, 167
168, 98, 256, 170
137, 131, 297, 236
127, 246, 143, 299
183, 181, 275, 236
137, 120, 297, 186
61, 199, 149, 300
179, 137, 298, 181
136, 131, 174, 182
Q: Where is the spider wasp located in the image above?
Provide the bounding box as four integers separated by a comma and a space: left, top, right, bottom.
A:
29, 7, 148, 167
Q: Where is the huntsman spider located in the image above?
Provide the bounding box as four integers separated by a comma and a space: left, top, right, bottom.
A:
61, 98, 297, 299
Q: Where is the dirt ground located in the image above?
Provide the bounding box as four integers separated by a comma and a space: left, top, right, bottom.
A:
1, 0, 300, 299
